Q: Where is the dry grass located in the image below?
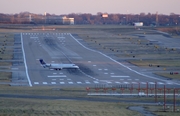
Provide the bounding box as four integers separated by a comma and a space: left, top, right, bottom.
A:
0, 86, 180, 115
0, 97, 138, 116
157, 27, 180, 36
0, 72, 11, 82
128, 59, 180, 67
155, 73, 180, 80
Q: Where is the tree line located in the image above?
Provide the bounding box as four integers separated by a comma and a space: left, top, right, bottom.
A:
0, 12, 180, 26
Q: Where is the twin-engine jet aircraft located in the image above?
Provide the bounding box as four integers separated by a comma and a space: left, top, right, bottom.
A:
39, 59, 79, 70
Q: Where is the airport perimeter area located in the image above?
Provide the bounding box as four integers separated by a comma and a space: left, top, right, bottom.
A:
0, 25, 180, 115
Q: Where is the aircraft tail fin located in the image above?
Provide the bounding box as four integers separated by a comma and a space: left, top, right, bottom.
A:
39, 59, 46, 68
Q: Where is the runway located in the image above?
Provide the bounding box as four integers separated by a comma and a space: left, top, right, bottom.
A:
19, 32, 179, 87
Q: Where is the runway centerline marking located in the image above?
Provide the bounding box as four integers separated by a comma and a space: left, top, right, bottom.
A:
111, 76, 130, 78
68, 82, 73, 84
51, 82, 56, 84
34, 82, 39, 84
60, 82, 65, 84
43, 82, 48, 84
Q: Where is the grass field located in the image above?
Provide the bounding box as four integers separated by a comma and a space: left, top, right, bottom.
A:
0, 33, 13, 82
0, 97, 139, 116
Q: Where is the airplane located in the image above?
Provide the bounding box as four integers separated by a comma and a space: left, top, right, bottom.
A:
39, 59, 79, 70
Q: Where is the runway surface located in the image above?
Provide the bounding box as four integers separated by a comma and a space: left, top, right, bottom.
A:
19, 32, 179, 87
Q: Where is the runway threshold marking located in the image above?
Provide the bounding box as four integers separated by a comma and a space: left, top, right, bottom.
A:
57, 37, 65, 38
32, 81, 172, 85
30, 37, 38, 39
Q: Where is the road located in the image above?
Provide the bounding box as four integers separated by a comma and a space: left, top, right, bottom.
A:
15, 32, 180, 87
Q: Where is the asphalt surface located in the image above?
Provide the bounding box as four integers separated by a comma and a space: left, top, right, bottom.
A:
11, 32, 180, 88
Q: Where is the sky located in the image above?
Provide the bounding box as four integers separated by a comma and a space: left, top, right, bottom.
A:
0, 0, 180, 15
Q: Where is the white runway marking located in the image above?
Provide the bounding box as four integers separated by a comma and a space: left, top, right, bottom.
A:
107, 81, 112, 83
59, 73, 63, 74
149, 82, 155, 84
53, 73, 57, 74
11, 68, 19, 70
58, 37, 65, 38
98, 69, 102, 70
93, 81, 99, 84
34, 82, 39, 84
110, 73, 114, 74
48, 75, 67, 78
85, 81, 90, 84
88, 61, 91, 63
30, 37, 38, 39
111, 76, 129, 78
104, 69, 108, 71
104, 73, 108, 74
131, 82, 138, 84
77, 82, 82, 84
51, 82, 56, 84
124, 82, 129, 84
60, 82, 65, 84
68, 82, 73, 84
141, 82, 146, 84
21, 33, 32, 87
157, 82, 164, 85
67, 79, 71, 80
93, 65, 97, 66
43, 82, 48, 84
115, 82, 120, 84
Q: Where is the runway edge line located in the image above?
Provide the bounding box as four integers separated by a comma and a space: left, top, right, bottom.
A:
21, 33, 32, 87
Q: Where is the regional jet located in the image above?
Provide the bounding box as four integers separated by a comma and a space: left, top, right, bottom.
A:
39, 59, 79, 70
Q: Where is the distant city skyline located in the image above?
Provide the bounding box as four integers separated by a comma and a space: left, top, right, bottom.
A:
0, 0, 180, 15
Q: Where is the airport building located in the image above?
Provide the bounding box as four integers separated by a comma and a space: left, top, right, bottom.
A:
46, 16, 74, 25
133, 22, 143, 26
62, 16, 74, 25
